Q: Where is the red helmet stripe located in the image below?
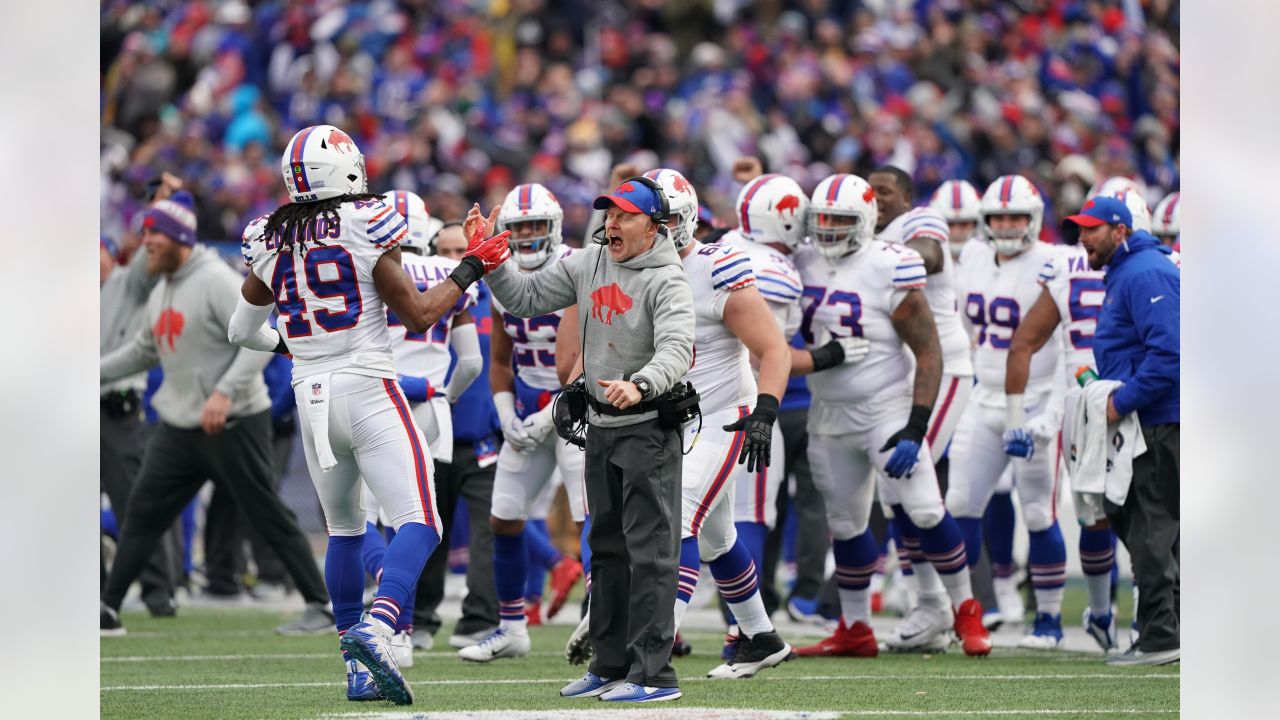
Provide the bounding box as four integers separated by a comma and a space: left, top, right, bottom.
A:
287, 126, 319, 193
952, 181, 962, 210
518, 184, 532, 211
1000, 176, 1014, 205
1163, 193, 1179, 226
739, 174, 778, 234
826, 174, 848, 203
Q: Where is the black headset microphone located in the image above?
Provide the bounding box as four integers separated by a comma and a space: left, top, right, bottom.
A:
591, 176, 670, 244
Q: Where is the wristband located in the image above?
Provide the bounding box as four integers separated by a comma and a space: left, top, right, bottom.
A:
905, 404, 932, 441
449, 255, 484, 290
809, 340, 844, 371
752, 393, 779, 423
1005, 393, 1026, 428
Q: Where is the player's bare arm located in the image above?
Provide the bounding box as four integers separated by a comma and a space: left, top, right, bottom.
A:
489, 305, 516, 395
905, 236, 945, 275
1005, 287, 1060, 396
374, 247, 467, 334
891, 289, 943, 410
554, 305, 582, 386
723, 285, 791, 399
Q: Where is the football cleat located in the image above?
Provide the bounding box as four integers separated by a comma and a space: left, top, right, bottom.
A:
277, 601, 335, 636
1105, 646, 1179, 667
448, 627, 495, 649
390, 630, 414, 668
953, 598, 993, 657
566, 610, 593, 665
101, 602, 126, 637
882, 576, 917, 617
786, 595, 838, 629
671, 631, 692, 658
870, 590, 884, 614
560, 671, 623, 698
545, 556, 583, 619
340, 616, 413, 705
526, 602, 543, 627
1018, 612, 1065, 650
884, 596, 952, 651
794, 620, 879, 658
457, 626, 531, 662
1083, 607, 1118, 653
346, 658, 383, 701
707, 630, 792, 679
599, 682, 683, 703
411, 631, 434, 651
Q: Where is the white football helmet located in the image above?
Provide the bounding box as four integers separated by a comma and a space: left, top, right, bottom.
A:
495, 183, 564, 270
735, 173, 810, 249
807, 173, 877, 259
979, 175, 1044, 256
1152, 191, 1180, 242
281, 124, 368, 203
1087, 175, 1144, 202
642, 168, 699, 251
383, 190, 432, 253
929, 179, 982, 223
1105, 187, 1152, 233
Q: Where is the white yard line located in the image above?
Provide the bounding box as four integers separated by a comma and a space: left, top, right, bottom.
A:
310, 712, 1173, 720
101, 673, 1178, 691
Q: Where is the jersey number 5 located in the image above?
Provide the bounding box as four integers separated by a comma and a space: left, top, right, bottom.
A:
272, 247, 364, 337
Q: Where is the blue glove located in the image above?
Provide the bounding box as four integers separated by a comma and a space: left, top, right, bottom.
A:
398, 374, 434, 403
1002, 428, 1035, 459
879, 404, 931, 479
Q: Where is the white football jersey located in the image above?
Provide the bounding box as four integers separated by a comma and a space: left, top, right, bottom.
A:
1039, 244, 1105, 379
243, 199, 406, 381
682, 242, 759, 414
881, 210, 974, 377
954, 240, 1062, 401
795, 240, 927, 423
393, 253, 478, 387
723, 229, 803, 337
491, 246, 575, 393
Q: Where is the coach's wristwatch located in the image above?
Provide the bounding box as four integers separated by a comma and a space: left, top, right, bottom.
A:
631, 375, 653, 400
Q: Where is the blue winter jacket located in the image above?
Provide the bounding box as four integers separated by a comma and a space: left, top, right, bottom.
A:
1094, 230, 1180, 426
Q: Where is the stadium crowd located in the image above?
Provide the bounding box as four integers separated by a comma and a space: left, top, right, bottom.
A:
99, 0, 1181, 700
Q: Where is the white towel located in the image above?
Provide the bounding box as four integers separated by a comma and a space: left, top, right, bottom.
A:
411, 396, 453, 464
300, 373, 338, 471
1065, 380, 1147, 524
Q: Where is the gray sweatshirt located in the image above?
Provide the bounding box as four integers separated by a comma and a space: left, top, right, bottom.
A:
100, 248, 159, 395
100, 245, 272, 429
486, 238, 695, 428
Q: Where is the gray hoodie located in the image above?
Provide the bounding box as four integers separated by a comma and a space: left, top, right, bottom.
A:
486, 238, 695, 428
100, 247, 158, 395
100, 245, 272, 429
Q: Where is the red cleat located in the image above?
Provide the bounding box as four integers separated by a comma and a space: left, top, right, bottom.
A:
954, 598, 993, 657
526, 602, 543, 627
794, 620, 878, 658
545, 556, 583, 619
871, 591, 884, 614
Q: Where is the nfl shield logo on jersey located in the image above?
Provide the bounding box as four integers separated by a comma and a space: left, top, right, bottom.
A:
312, 383, 322, 397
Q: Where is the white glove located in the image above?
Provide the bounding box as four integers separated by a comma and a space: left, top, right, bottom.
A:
494, 391, 538, 452
814, 326, 871, 366
521, 404, 557, 445
1025, 412, 1060, 443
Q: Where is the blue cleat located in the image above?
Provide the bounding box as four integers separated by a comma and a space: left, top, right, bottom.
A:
340, 616, 413, 705
345, 658, 383, 701
1083, 607, 1118, 653
560, 672, 623, 698
1017, 612, 1064, 650
599, 682, 682, 703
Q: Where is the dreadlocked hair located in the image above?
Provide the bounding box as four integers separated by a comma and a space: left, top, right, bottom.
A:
262, 192, 384, 256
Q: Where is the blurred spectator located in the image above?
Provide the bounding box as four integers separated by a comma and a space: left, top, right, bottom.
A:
101, 1, 1178, 249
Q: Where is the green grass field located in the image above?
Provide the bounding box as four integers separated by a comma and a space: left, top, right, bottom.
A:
101, 587, 1179, 720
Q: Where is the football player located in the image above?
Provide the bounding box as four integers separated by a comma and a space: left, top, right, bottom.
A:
358, 189, 483, 667
459, 183, 587, 663
929, 180, 984, 262
791, 173, 991, 659
948, 174, 1070, 650
1151, 192, 1181, 249
228, 125, 512, 704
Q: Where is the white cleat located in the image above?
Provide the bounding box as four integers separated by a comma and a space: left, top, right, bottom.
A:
993, 576, 1026, 628
457, 626, 531, 662
390, 630, 414, 668
1083, 607, 1119, 653
448, 627, 495, 649
884, 596, 952, 652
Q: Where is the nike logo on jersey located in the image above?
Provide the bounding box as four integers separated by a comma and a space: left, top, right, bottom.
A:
1150, 295, 1164, 304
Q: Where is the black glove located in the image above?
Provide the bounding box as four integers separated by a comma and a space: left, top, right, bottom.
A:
879, 404, 932, 479
722, 393, 779, 473
808, 339, 846, 372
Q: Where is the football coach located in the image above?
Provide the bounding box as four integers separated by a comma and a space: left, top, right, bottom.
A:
1065, 196, 1180, 667
469, 177, 695, 702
